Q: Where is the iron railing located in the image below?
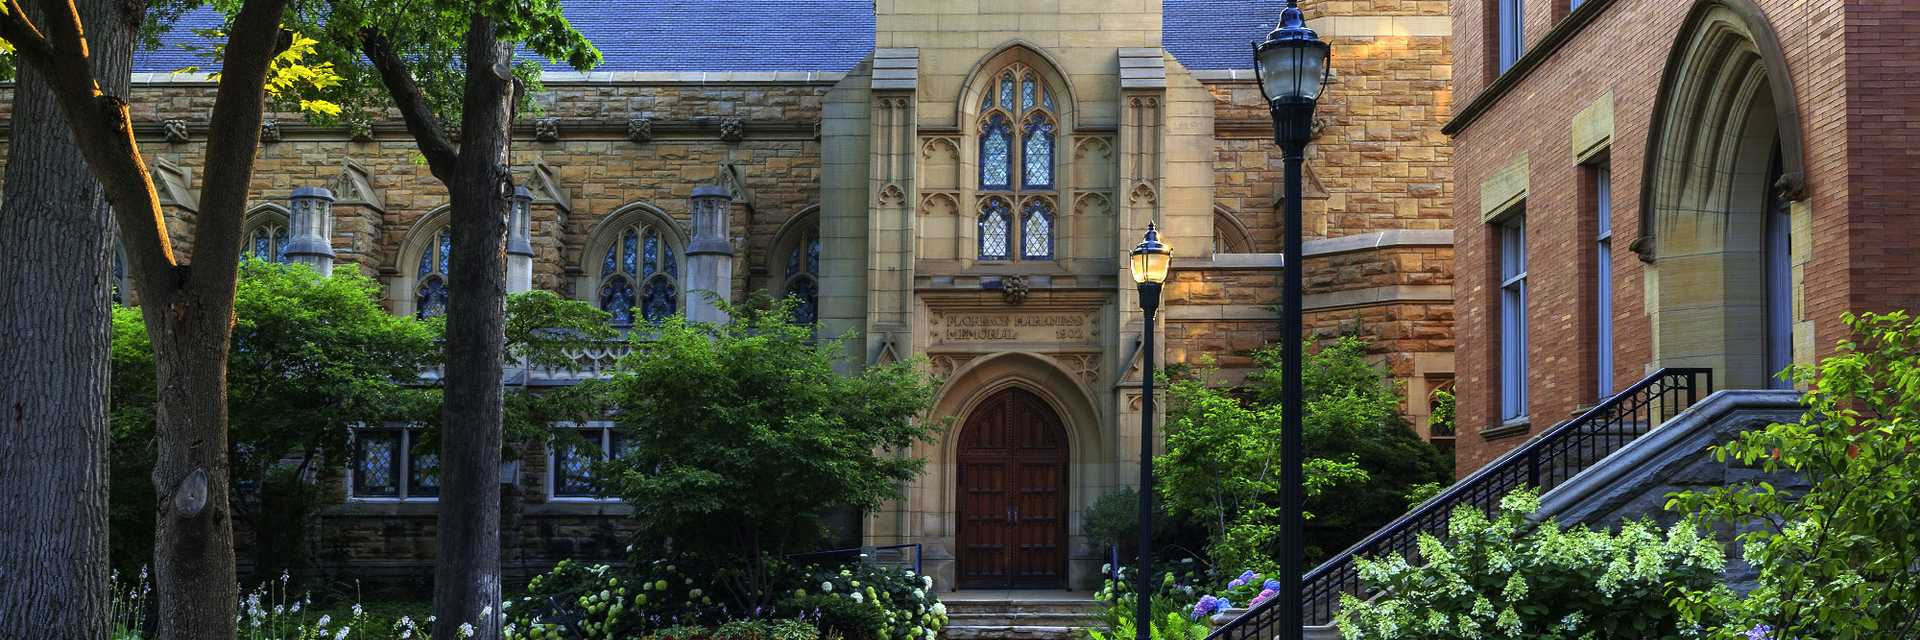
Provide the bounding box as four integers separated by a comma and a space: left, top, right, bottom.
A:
787, 543, 924, 575
1208, 367, 1713, 637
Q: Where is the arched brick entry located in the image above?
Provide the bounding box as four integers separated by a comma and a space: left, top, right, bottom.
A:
955, 387, 1069, 589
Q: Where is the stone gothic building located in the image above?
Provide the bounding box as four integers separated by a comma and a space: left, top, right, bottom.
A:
11, 0, 1453, 590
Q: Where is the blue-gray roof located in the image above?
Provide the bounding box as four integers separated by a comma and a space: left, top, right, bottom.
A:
133, 1, 1278, 75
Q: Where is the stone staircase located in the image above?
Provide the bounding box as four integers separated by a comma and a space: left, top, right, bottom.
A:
940, 592, 1106, 640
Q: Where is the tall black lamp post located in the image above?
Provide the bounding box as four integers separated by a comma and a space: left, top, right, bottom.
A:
1130, 223, 1172, 640
1254, 2, 1330, 639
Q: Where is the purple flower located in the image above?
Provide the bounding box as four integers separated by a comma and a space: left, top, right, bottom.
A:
1227, 579, 1245, 589
1262, 579, 1281, 591
1190, 596, 1219, 621
1250, 589, 1277, 607
1236, 570, 1256, 583
1745, 625, 1773, 640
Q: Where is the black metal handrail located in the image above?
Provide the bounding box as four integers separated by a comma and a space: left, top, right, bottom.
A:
1208, 367, 1713, 637
786, 543, 924, 575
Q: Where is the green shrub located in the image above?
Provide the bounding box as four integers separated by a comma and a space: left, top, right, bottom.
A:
1331, 489, 1724, 640
768, 619, 821, 640
1667, 310, 1920, 639
649, 625, 712, 640
714, 620, 771, 640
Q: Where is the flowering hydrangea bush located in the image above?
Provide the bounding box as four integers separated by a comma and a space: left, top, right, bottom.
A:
500, 557, 941, 640
111, 569, 444, 640
1088, 561, 1210, 640
1331, 489, 1724, 639
795, 562, 946, 640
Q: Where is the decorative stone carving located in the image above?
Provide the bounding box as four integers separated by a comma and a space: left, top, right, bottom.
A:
877, 184, 906, 207
348, 119, 374, 142
626, 116, 654, 143
1310, 114, 1333, 139
1128, 182, 1158, 207
718, 117, 745, 143
1001, 275, 1030, 305
534, 117, 560, 142
919, 192, 959, 217
259, 119, 282, 143
162, 119, 189, 143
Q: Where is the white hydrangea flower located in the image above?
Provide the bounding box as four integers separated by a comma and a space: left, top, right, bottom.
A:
822, 582, 834, 592
460, 622, 476, 638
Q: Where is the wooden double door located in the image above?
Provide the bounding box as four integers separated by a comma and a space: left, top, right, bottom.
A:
956, 388, 1069, 589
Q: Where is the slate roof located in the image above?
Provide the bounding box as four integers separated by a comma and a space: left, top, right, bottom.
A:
132, 1, 1279, 75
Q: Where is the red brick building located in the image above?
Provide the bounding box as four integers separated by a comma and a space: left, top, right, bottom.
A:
1447, 0, 1920, 472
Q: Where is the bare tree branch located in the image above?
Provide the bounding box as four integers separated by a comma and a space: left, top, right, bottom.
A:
361, 30, 457, 180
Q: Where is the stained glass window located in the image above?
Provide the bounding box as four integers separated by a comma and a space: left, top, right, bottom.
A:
409, 449, 439, 497
349, 428, 437, 500
243, 217, 289, 263
1022, 199, 1054, 260
980, 114, 1012, 190
598, 221, 679, 324
353, 430, 400, 497
415, 229, 451, 319
553, 427, 626, 499
1022, 116, 1054, 189
975, 63, 1062, 262
784, 227, 821, 324
979, 199, 1011, 261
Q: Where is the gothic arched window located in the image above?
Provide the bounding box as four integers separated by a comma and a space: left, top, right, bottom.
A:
415, 228, 451, 319
976, 63, 1058, 262
241, 210, 291, 263
598, 222, 679, 325
783, 226, 821, 324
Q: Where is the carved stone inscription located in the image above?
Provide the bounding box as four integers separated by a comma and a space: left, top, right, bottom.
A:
932, 312, 1096, 344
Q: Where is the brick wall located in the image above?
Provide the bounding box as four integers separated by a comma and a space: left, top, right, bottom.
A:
1446, 0, 1885, 473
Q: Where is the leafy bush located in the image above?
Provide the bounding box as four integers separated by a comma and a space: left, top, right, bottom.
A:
504, 557, 941, 640
1087, 564, 1209, 640
1245, 337, 1457, 561
1667, 310, 1920, 639
1332, 489, 1724, 640
794, 562, 945, 640
1158, 357, 1369, 572
589, 300, 942, 610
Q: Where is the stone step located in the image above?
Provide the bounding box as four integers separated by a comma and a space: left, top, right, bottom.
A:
946, 611, 1106, 628
941, 625, 1100, 640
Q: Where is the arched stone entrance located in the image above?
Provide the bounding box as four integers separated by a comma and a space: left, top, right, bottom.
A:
1637, 0, 1809, 390
954, 387, 1070, 589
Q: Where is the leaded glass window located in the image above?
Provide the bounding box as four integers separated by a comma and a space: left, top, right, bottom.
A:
980, 114, 1012, 190
415, 228, 451, 319
350, 428, 436, 500
975, 62, 1061, 262
1022, 198, 1054, 260
979, 198, 1011, 261
784, 226, 821, 324
598, 221, 679, 325
1022, 115, 1054, 189
552, 426, 628, 500
242, 216, 290, 263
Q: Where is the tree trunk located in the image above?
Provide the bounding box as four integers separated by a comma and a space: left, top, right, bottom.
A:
431, 20, 515, 640
0, 0, 137, 636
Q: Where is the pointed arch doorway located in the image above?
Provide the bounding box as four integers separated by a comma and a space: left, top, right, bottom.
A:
955, 387, 1069, 589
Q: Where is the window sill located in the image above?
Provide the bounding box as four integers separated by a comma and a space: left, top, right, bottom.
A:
1480, 417, 1532, 441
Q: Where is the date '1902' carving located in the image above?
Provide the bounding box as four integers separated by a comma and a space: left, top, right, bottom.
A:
933, 313, 1094, 343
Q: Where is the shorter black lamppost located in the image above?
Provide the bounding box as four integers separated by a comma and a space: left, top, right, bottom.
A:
1253, 2, 1331, 639
1130, 223, 1172, 640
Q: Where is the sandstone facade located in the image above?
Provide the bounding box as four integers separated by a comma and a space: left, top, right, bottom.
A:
0, 0, 1455, 589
